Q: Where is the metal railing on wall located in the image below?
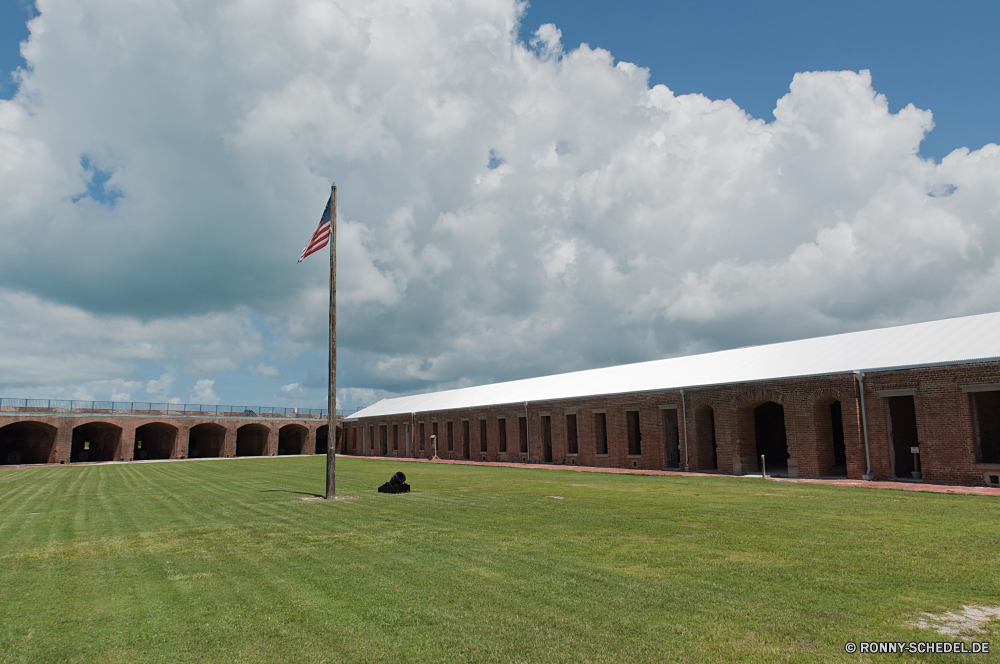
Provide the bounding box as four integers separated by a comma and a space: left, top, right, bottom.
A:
0, 398, 360, 418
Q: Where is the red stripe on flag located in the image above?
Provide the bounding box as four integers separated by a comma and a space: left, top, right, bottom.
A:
298, 222, 332, 263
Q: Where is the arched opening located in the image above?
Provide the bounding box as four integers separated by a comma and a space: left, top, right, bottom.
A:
813, 398, 847, 476
278, 424, 307, 455
71, 422, 123, 462
754, 402, 789, 475
694, 405, 718, 470
236, 423, 269, 457
134, 423, 177, 460
188, 423, 226, 458
316, 425, 328, 454
0, 422, 57, 465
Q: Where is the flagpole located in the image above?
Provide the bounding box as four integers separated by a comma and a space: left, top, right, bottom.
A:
326, 183, 337, 499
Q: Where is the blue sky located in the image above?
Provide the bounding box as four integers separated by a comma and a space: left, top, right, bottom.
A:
0, 0, 998, 411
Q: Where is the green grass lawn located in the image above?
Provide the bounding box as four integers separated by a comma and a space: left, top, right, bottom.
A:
1, 457, 999, 663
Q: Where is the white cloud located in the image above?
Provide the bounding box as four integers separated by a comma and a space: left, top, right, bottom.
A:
280, 382, 300, 393
190, 379, 219, 404
146, 372, 175, 396
0, 0, 998, 408
251, 363, 282, 377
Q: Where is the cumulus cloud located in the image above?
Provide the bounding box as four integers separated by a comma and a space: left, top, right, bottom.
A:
145, 373, 175, 397
0, 0, 998, 409
190, 379, 219, 404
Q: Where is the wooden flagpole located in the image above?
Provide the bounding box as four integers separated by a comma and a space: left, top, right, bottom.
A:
326, 183, 337, 499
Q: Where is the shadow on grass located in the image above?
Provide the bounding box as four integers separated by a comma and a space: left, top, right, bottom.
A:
261, 489, 324, 497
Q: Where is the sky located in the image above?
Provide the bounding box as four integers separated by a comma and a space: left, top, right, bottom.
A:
0, 0, 998, 412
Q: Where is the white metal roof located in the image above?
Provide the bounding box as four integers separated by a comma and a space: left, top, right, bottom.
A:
347, 311, 1000, 420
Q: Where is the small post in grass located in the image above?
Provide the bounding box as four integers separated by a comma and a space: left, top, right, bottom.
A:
761, 454, 766, 480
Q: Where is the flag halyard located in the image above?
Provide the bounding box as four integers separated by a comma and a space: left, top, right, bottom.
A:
297, 194, 333, 263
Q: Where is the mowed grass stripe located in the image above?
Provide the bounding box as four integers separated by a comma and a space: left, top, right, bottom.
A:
1, 457, 999, 663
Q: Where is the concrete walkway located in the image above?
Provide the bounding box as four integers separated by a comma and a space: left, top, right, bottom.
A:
363, 455, 1000, 497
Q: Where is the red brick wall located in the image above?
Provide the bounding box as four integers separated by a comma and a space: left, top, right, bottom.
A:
0, 412, 332, 465
346, 360, 1000, 486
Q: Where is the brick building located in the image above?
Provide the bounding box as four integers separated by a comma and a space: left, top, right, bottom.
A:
343, 313, 1000, 487
0, 405, 334, 466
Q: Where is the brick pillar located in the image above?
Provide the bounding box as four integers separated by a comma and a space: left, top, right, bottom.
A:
173, 424, 192, 459
223, 424, 238, 458
53, 419, 72, 464
305, 426, 317, 455
119, 421, 138, 461
266, 426, 278, 456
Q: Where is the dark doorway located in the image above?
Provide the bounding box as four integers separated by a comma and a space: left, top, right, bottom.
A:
0, 422, 57, 465
594, 413, 608, 455
627, 411, 642, 456
278, 425, 306, 455
830, 402, 847, 475
541, 415, 552, 462
71, 422, 122, 462
887, 396, 919, 478
134, 423, 177, 460
662, 409, 680, 469
498, 418, 507, 453
973, 391, 1000, 464
462, 420, 470, 459
519, 417, 528, 454
189, 423, 226, 458
754, 402, 788, 473
392, 424, 399, 454
695, 406, 717, 470
479, 419, 488, 453
379, 425, 388, 456
566, 414, 578, 455
317, 425, 329, 454
236, 424, 269, 457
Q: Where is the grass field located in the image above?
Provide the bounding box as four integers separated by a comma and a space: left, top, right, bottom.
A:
1, 457, 998, 663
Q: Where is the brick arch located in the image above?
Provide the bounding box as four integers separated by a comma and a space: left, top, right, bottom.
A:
809, 392, 849, 476
236, 423, 272, 457
691, 404, 718, 470
278, 424, 307, 455
807, 388, 848, 405
316, 425, 329, 454
688, 398, 719, 411
134, 422, 178, 460
188, 423, 227, 458
71, 421, 123, 462
730, 392, 790, 474
730, 387, 789, 410
1, 421, 57, 465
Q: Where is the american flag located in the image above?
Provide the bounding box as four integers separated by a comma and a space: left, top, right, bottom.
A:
297, 193, 333, 263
